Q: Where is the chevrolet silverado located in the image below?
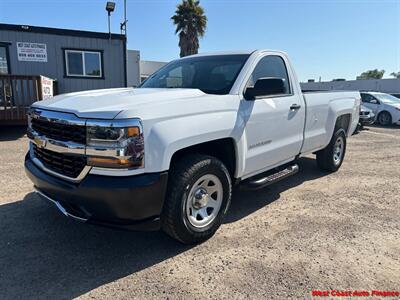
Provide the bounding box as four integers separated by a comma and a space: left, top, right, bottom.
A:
25, 50, 360, 244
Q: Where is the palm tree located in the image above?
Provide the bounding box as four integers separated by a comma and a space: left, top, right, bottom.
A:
171, 0, 207, 57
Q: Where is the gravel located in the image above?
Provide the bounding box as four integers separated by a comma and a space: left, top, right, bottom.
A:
0, 125, 399, 299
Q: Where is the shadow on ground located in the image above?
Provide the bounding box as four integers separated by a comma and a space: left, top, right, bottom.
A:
365, 123, 400, 130
0, 157, 326, 299
0, 126, 27, 141
226, 157, 327, 223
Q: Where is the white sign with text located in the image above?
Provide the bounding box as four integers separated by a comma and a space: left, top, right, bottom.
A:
17, 42, 47, 62
40, 76, 54, 99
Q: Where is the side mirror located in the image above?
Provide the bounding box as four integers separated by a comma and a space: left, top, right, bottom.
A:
370, 99, 379, 104
244, 78, 286, 100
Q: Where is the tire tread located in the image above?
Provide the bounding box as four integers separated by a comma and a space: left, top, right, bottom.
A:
161, 154, 231, 244
316, 128, 346, 172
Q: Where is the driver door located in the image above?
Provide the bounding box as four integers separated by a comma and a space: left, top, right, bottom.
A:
240, 55, 305, 177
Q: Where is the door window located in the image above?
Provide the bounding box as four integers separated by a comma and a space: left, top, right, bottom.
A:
0, 46, 9, 74
248, 55, 291, 95
361, 93, 377, 103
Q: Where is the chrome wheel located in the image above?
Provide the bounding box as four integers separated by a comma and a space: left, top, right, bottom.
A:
333, 136, 344, 165
185, 174, 223, 229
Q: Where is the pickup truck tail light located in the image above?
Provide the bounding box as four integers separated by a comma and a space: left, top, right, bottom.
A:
356, 98, 361, 114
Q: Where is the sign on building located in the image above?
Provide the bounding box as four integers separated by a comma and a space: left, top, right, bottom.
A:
40, 76, 54, 99
17, 42, 47, 62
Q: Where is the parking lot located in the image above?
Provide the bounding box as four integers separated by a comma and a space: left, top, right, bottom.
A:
0, 125, 399, 299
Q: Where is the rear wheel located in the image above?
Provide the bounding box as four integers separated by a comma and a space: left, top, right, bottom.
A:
377, 111, 392, 126
161, 154, 232, 244
316, 128, 347, 172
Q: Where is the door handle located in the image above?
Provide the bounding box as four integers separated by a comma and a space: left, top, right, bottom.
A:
290, 104, 301, 110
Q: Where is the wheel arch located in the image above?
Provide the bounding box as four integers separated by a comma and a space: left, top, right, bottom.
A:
169, 138, 238, 180
335, 113, 351, 134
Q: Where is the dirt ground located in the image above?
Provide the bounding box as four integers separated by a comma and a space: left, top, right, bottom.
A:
0, 125, 399, 299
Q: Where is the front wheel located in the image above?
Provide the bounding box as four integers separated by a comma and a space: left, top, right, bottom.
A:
377, 111, 392, 126
316, 128, 347, 172
161, 154, 232, 244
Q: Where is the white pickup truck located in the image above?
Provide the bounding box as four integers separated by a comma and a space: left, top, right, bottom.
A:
25, 50, 360, 244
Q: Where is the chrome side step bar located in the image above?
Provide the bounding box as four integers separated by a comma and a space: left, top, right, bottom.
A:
241, 164, 299, 190
34, 187, 88, 222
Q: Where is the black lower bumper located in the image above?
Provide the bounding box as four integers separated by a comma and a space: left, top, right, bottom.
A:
25, 154, 168, 231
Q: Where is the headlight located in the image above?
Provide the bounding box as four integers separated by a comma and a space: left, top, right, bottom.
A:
86, 119, 144, 169
87, 126, 140, 147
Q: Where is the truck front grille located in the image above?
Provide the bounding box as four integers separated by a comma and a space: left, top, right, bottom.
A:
33, 145, 86, 178
31, 118, 86, 144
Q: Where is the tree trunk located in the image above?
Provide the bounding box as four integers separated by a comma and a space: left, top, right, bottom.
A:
179, 32, 199, 57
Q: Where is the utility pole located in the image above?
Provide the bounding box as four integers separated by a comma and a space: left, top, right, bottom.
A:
124, 0, 127, 38
120, 0, 128, 87
120, 0, 128, 37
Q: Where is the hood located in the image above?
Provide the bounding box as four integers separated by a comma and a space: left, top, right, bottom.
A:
32, 88, 212, 119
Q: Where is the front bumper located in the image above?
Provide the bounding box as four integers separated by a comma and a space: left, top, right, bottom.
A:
359, 115, 375, 125
25, 153, 168, 231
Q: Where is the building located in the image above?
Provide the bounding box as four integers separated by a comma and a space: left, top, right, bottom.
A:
139, 60, 167, 83
0, 23, 166, 124
301, 78, 400, 96
127, 49, 166, 87
0, 23, 127, 124
0, 23, 127, 94
127, 49, 141, 87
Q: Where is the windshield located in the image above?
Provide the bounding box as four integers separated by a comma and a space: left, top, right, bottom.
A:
140, 54, 250, 95
374, 93, 400, 104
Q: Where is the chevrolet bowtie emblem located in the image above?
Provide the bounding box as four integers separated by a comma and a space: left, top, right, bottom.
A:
34, 136, 46, 148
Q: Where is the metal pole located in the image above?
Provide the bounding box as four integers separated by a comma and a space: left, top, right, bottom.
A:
124, 0, 128, 87
108, 11, 111, 40
124, 0, 127, 38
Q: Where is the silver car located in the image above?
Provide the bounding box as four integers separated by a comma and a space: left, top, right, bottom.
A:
359, 104, 375, 126
361, 92, 400, 126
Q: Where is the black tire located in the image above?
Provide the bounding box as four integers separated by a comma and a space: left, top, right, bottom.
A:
316, 128, 347, 172
377, 111, 392, 126
161, 154, 232, 244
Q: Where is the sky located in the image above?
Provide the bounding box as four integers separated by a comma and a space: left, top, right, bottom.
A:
0, 0, 399, 82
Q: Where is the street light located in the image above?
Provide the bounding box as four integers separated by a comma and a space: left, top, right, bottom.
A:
106, 1, 115, 40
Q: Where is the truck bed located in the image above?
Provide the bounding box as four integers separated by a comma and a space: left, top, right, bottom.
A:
301, 90, 360, 154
